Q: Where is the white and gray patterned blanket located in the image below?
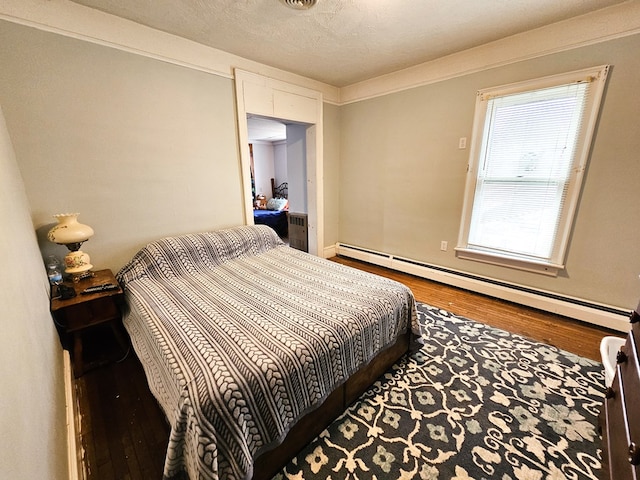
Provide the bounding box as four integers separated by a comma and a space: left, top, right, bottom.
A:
117, 225, 422, 480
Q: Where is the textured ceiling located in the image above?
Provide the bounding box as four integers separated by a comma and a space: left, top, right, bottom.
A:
68, 0, 627, 87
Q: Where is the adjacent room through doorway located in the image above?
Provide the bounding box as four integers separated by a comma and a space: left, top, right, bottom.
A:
247, 115, 310, 252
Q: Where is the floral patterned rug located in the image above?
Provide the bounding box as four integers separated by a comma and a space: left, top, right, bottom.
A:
276, 302, 605, 480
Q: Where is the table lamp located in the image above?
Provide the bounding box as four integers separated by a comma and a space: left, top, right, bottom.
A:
47, 213, 94, 281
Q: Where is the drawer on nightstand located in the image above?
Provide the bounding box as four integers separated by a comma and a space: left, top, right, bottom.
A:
57, 296, 121, 332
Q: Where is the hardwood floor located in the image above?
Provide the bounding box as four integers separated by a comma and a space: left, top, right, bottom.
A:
332, 257, 621, 362
75, 256, 622, 479
76, 350, 170, 479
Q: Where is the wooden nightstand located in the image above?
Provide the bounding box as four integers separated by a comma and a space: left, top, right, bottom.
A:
51, 269, 128, 377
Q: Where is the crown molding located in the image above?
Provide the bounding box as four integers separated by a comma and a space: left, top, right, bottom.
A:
0, 0, 340, 103
1, 0, 638, 107
339, 1, 640, 104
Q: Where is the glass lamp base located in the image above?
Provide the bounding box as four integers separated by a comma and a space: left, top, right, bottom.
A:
64, 249, 93, 283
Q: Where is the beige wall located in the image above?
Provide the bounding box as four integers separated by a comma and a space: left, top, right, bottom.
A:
0, 104, 68, 478
322, 102, 341, 247
339, 34, 640, 310
0, 20, 244, 273
251, 142, 276, 199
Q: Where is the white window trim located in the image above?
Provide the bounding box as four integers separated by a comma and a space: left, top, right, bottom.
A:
455, 65, 610, 276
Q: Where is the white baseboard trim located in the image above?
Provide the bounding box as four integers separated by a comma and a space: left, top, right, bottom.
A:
335, 243, 631, 333
63, 350, 82, 480
323, 243, 337, 259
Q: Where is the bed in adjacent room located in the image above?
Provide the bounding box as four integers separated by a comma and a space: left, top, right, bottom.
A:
253, 180, 289, 238
116, 225, 422, 480
253, 208, 288, 238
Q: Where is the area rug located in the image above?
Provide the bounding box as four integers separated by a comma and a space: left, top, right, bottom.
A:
276, 302, 605, 480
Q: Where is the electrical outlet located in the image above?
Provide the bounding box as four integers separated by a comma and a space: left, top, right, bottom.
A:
440, 241, 448, 251
458, 137, 467, 149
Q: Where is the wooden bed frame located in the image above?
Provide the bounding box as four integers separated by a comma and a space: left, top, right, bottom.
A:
252, 329, 411, 480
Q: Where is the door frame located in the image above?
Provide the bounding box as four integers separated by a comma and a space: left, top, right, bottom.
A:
234, 69, 324, 256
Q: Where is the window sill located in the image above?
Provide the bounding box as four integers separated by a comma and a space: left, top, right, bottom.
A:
454, 248, 564, 277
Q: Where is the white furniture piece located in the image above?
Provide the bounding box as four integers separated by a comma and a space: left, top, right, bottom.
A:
601, 336, 627, 386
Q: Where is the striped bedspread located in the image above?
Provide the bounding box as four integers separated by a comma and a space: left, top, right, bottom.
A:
117, 225, 422, 480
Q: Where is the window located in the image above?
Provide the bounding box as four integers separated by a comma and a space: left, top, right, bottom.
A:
456, 65, 609, 276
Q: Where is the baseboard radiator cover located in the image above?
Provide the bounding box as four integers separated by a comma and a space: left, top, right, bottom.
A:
64, 350, 83, 480
336, 243, 630, 333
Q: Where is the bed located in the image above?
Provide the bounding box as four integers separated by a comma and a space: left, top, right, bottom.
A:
253, 209, 288, 238
253, 179, 289, 238
116, 225, 422, 480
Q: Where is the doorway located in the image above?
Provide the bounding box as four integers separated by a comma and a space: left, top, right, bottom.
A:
248, 116, 290, 244
234, 69, 324, 256
247, 116, 287, 204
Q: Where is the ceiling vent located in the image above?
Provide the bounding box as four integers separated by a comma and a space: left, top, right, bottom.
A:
279, 0, 319, 10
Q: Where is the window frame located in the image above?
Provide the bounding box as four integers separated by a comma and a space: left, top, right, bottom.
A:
455, 65, 610, 276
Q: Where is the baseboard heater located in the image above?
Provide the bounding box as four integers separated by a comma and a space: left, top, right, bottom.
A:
336, 243, 630, 333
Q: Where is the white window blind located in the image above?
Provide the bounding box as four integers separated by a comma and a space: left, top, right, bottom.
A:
456, 66, 609, 276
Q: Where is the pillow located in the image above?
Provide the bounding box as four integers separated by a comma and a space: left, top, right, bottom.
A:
116, 226, 284, 284
266, 197, 288, 211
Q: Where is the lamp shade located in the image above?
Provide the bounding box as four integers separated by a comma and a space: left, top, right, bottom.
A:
47, 213, 94, 245
47, 213, 94, 277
